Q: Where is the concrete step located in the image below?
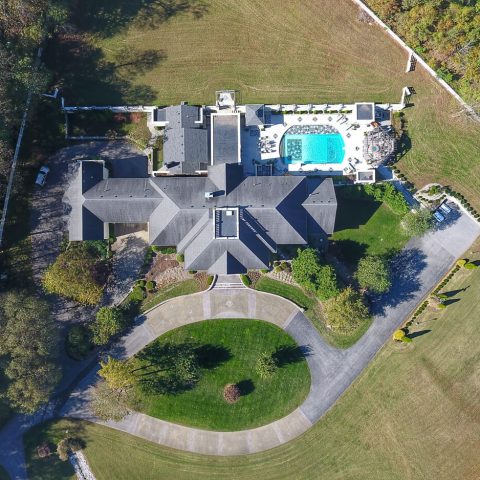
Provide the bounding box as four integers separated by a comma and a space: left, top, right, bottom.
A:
213, 282, 245, 289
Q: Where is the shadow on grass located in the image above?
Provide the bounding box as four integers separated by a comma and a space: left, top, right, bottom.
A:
273, 345, 311, 367
72, 0, 209, 38
443, 298, 460, 306
407, 329, 431, 339
329, 239, 367, 269
195, 344, 231, 369
237, 379, 254, 396
44, 34, 165, 105
333, 196, 382, 231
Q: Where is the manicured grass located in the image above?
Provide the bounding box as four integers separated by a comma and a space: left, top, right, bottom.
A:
132, 318, 310, 431
25, 257, 480, 480
254, 276, 370, 349
254, 276, 314, 310
140, 279, 201, 312
331, 192, 409, 267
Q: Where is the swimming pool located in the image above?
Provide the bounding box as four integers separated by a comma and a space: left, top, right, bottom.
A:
282, 132, 345, 165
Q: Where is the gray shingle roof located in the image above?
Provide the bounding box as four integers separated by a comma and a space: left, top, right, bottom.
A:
71, 159, 337, 274
212, 114, 239, 164
245, 104, 265, 126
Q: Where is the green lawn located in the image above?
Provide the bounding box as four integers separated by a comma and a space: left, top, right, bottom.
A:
25, 252, 480, 480
132, 318, 310, 431
331, 190, 410, 267
140, 279, 201, 312
254, 276, 371, 349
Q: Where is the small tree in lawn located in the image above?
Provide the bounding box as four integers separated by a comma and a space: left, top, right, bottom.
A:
323, 287, 370, 333
393, 329, 412, 343
223, 383, 241, 404
256, 352, 277, 379
402, 208, 433, 237
91, 307, 125, 345
98, 357, 136, 391
356, 255, 391, 293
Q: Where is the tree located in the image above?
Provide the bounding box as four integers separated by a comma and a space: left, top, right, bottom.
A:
91, 307, 125, 345
291, 248, 339, 300
0, 291, 61, 413
43, 245, 108, 304
323, 287, 370, 333
255, 352, 277, 379
98, 357, 136, 391
402, 208, 433, 236
393, 329, 412, 343
90, 380, 132, 422
356, 255, 392, 293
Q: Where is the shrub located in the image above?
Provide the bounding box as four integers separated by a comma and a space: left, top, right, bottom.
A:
223, 383, 241, 404
274, 265, 282, 272
402, 208, 433, 237
188, 270, 197, 274
66, 324, 93, 360
240, 274, 251, 286
136, 279, 146, 287
260, 269, 269, 274
176, 253, 185, 263
323, 287, 370, 333
152, 246, 176, 254
393, 329, 406, 341
438, 303, 447, 309
130, 285, 146, 302
464, 262, 478, 270
356, 255, 391, 293
43, 245, 107, 305
255, 352, 277, 379
145, 280, 156, 292
291, 248, 339, 300
37, 442, 52, 458
90, 307, 125, 345
207, 275, 214, 286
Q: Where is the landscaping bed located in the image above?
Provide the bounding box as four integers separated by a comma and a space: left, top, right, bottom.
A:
253, 276, 370, 349
131, 319, 310, 431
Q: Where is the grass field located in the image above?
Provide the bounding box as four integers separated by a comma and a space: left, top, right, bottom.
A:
331, 190, 410, 267
132, 318, 310, 430
25, 248, 480, 480
140, 279, 201, 312
52, 0, 480, 208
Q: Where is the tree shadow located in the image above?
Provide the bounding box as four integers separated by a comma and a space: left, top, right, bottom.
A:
194, 344, 231, 369
72, 0, 209, 38
396, 130, 412, 160
329, 239, 368, 269
272, 345, 311, 367
443, 298, 460, 306
407, 329, 431, 339
371, 247, 427, 316
44, 33, 163, 105
441, 287, 469, 298
237, 379, 254, 396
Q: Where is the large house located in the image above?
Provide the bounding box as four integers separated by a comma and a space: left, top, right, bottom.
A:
67, 96, 397, 274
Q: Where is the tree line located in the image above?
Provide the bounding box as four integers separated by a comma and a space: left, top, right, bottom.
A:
366, 0, 480, 105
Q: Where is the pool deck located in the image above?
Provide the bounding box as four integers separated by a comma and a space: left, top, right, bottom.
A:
241, 112, 372, 176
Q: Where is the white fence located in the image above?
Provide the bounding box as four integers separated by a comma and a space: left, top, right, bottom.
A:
351, 0, 479, 121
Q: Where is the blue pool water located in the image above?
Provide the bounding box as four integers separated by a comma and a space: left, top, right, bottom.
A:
283, 133, 345, 164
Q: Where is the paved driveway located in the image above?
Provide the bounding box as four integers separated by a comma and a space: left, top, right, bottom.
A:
62, 209, 480, 456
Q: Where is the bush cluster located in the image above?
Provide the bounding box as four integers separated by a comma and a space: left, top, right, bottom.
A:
240, 274, 251, 286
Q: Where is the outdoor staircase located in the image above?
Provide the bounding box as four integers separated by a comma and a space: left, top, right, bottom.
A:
213, 274, 246, 289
